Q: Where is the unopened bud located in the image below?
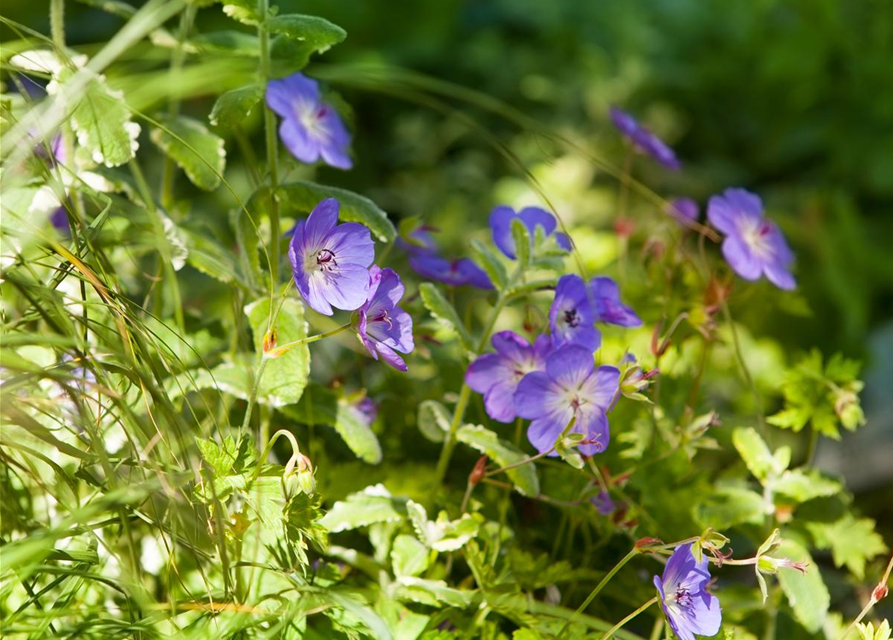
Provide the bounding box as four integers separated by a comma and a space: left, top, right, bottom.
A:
614, 218, 636, 239
872, 583, 889, 602
635, 537, 663, 551
284, 453, 316, 497
263, 328, 278, 353
469, 456, 488, 485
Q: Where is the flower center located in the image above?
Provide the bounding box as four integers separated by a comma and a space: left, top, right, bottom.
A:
316, 249, 337, 271
563, 308, 581, 328
297, 101, 331, 140
373, 309, 393, 330
742, 219, 774, 258
673, 586, 692, 608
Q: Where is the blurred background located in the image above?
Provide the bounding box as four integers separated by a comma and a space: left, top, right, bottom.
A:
5, 0, 892, 558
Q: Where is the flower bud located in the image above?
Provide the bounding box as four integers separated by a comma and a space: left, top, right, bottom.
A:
283, 453, 316, 498
469, 455, 488, 486
263, 328, 278, 353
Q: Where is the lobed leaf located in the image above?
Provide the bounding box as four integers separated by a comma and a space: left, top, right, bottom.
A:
276, 181, 396, 242
457, 424, 539, 496
150, 114, 226, 191
419, 282, 473, 353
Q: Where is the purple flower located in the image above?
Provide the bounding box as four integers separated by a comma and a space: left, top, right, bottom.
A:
356, 265, 414, 371
668, 198, 699, 225
590, 277, 642, 328
355, 396, 379, 425
400, 229, 492, 289
409, 254, 493, 289
514, 345, 619, 456
489, 205, 571, 260
590, 490, 616, 516
266, 72, 352, 170
289, 198, 374, 315
707, 188, 796, 290
610, 106, 681, 170
550, 275, 601, 351
653, 544, 722, 640
466, 331, 552, 423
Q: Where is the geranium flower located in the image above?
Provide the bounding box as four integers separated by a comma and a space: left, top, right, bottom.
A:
707, 188, 795, 290
465, 331, 552, 423
289, 198, 374, 315
653, 543, 722, 640
489, 205, 571, 260
266, 72, 352, 169
409, 254, 492, 289
590, 490, 617, 515
590, 277, 642, 327
668, 198, 699, 225
610, 106, 681, 170
356, 265, 414, 371
550, 275, 601, 351
514, 345, 619, 455
401, 229, 492, 289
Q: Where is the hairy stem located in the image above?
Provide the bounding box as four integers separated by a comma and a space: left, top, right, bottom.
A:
258, 0, 281, 287
599, 597, 659, 640
557, 547, 641, 638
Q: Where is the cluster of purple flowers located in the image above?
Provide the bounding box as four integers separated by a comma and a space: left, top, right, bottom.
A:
612, 106, 796, 289
288, 198, 414, 371
466, 273, 640, 456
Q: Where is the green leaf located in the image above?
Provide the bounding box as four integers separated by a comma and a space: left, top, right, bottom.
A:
505, 277, 558, 300
191, 30, 259, 56
222, 0, 261, 25
776, 540, 829, 633
180, 227, 246, 288
266, 14, 346, 54
245, 297, 310, 406
391, 534, 429, 578
470, 239, 508, 290
807, 515, 887, 579
406, 500, 479, 552
276, 181, 395, 242
64, 69, 140, 167
417, 400, 451, 443
319, 485, 404, 533
419, 283, 473, 353
279, 386, 382, 464
393, 577, 474, 608
772, 469, 841, 503
150, 114, 226, 191
511, 218, 531, 266
694, 485, 766, 529
210, 84, 264, 128
195, 436, 239, 476
732, 427, 788, 482
456, 424, 539, 497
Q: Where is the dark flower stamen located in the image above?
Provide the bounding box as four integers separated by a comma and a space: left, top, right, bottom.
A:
316, 249, 337, 270
564, 309, 581, 328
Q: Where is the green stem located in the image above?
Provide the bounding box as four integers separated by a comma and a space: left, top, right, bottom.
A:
129, 158, 185, 333
258, 0, 281, 286
269, 322, 352, 355
50, 0, 65, 51
599, 597, 658, 640
160, 3, 197, 210
720, 298, 766, 433
240, 356, 269, 434
557, 547, 641, 639
435, 268, 521, 485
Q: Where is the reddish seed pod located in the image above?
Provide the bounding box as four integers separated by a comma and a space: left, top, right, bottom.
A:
873, 582, 888, 602
635, 536, 663, 550
469, 455, 488, 485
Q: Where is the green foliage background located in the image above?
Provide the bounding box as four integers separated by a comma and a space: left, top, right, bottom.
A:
2, 0, 892, 638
